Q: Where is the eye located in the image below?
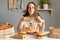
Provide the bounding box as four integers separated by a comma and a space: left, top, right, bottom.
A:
32, 7, 34, 9
28, 7, 31, 9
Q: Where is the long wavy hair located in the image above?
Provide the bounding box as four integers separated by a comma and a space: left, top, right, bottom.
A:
23, 2, 42, 19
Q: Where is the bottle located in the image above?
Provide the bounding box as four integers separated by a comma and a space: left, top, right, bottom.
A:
29, 23, 36, 33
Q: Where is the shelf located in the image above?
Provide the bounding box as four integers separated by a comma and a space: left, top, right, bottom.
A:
38, 9, 53, 16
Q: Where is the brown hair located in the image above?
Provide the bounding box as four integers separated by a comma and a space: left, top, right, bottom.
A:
23, 2, 42, 19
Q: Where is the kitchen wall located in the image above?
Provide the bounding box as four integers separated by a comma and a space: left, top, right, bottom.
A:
0, 0, 60, 31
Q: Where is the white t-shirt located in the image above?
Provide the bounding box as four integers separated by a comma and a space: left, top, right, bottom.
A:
20, 16, 44, 31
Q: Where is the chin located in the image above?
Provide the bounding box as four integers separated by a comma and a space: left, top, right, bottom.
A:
29, 14, 34, 16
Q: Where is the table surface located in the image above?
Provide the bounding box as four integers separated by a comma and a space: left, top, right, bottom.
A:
0, 32, 60, 40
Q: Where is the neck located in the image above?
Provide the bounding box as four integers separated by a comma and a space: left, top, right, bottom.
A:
29, 15, 34, 18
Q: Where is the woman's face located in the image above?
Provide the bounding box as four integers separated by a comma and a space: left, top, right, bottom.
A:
28, 3, 35, 16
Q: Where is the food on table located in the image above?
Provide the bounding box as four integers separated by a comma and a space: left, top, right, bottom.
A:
34, 32, 46, 38
11, 31, 27, 39
19, 31, 27, 35
0, 23, 12, 30
0, 23, 15, 38
48, 26, 60, 38
27, 23, 36, 34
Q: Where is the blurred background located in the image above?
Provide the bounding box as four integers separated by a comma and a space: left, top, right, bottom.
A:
0, 0, 60, 31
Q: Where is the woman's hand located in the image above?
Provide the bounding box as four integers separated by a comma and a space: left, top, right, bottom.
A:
27, 23, 36, 33
36, 16, 45, 32
23, 27, 29, 32
38, 19, 45, 32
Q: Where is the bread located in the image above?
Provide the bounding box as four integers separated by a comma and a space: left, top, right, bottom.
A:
35, 32, 46, 38
11, 31, 27, 39
48, 26, 60, 38
35, 32, 46, 36
37, 32, 45, 35
0, 24, 12, 30
11, 33, 26, 39
19, 31, 26, 35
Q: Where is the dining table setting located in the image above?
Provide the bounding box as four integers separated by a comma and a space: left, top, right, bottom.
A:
0, 31, 60, 40
0, 23, 60, 40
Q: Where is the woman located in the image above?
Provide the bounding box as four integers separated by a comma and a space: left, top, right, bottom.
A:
17, 2, 45, 33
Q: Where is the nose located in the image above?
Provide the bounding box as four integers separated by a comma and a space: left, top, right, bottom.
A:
30, 7, 32, 10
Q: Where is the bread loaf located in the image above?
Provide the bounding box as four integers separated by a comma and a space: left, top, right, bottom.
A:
48, 26, 60, 38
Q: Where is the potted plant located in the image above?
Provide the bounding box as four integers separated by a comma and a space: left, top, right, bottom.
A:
39, 0, 51, 9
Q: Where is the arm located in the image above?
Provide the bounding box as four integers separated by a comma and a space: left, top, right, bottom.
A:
38, 19, 45, 32
17, 17, 25, 33
17, 17, 29, 33
36, 16, 45, 32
